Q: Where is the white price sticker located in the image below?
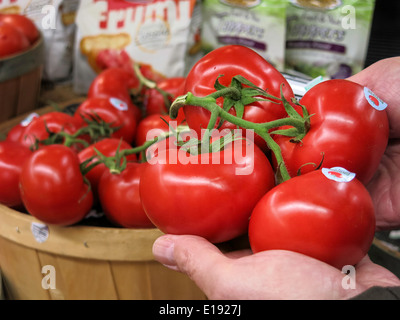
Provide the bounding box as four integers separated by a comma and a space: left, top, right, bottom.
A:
322, 167, 356, 183
364, 87, 387, 111
31, 222, 49, 243
109, 97, 128, 111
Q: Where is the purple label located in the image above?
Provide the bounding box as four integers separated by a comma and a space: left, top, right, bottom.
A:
286, 40, 346, 53
218, 36, 267, 51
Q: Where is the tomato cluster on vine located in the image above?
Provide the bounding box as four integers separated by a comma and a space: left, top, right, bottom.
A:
0, 45, 389, 270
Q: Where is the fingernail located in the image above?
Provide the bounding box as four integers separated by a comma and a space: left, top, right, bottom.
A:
152, 235, 179, 270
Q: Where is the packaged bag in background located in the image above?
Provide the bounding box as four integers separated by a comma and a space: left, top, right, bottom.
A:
201, 0, 288, 71
285, 0, 375, 79
0, 0, 80, 82
73, 0, 201, 94
41, 0, 80, 82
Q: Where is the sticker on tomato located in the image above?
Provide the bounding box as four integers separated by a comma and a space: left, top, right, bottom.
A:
322, 167, 356, 183
364, 87, 387, 111
109, 97, 128, 111
20, 112, 39, 127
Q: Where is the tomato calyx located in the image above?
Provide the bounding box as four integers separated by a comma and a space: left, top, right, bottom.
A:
81, 124, 190, 176
81, 142, 130, 176
31, 114, 119, 151
213, 75, 281, 122
170, 76, 312, 182
81, 137, 159, 175
270, 85, 312, 144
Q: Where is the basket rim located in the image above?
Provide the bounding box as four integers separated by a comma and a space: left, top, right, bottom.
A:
0, 32, 44, 62
0, 32, 44, 82
0, 204, 164, 262
0, 100, 165, 262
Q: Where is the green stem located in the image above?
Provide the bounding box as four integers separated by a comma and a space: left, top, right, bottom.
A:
200, 103, 221, 147
133, 62, 157, 89
80, 125, 192, 176
170, 91, 309, 182
208, 86, 241, 101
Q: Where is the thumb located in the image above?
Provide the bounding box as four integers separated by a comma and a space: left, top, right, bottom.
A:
152, 234, 228, 296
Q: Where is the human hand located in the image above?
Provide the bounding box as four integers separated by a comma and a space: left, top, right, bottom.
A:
153, 234, 400, 300
348, 57, 400, 230
152, 58, 400, 300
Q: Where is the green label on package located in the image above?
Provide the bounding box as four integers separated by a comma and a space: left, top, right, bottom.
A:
285, 0, 375, 79
201, 0, 288, 71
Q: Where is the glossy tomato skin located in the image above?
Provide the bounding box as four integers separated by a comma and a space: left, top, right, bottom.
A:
145, 77, 186, 116
0, 22, 30, 58
249, 169, 376, 269
88, 67, 138, 100
78, 138, 136, 199
74, 97, 137, 144
0, 14, 39, 44
135, 114, 178, 147
19, 145, 93, 226
140, 139, 276, 243
274, 79, 389, 184
183, 45, 294, 151
18, 112, 83, 150
6, 112, 39, 143
87, 67, 142, 122
0, 141, 32, 208
99, 162, 154, 228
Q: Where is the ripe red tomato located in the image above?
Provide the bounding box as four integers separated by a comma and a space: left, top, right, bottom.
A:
183, 45, 295, 151
144, 77, 186, 116
78, 138, 137, 199
87, 67, 142, 122
273, 79, 389, 184
18, 111, 83, 150
6, 112, 39, 143
88, 67, 138, 100
19, 145, 93, 226
0, 22, 30, 58
0, 141, 32, 209
95, 49, 134, 74
0, 14, 39, 44
140, 138, 275, 243
249, 168, 376, 269
144, 135, 184, 162
138, 63, 166, 85
135, 114, 180, 147
99, 162, 154, 228
74, 97, 137, 144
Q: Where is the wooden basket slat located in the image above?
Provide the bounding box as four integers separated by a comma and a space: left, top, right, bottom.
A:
0, 99, 206, 300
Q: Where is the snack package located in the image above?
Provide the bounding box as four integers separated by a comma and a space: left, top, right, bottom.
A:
201, 0, 288, 71
73, 0, 201, 94
0, 0, 80, 82
285, 0, 375, 79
